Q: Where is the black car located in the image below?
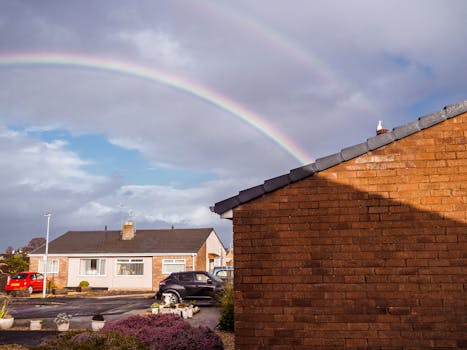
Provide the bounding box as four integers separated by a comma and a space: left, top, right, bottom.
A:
155, 271, 224, 304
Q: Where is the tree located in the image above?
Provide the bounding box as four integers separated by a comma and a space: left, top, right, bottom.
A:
2, 254, 28, 274
4, 246, 13, 255
22, 237, 46, 254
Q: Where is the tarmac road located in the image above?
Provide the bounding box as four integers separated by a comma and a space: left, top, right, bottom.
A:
10, 294, 153, 320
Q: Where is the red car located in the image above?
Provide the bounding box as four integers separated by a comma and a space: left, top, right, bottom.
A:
5, 272, 46, 294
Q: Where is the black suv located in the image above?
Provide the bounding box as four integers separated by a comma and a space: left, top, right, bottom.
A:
156, 271, 224, 303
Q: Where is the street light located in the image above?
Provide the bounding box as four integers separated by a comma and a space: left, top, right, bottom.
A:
42, 213, 51, 299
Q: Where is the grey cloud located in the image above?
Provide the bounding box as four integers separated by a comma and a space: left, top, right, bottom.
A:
0, 0, 466, 250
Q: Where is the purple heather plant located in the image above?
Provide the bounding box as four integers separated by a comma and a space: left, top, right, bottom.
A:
102, 314, 223, 350
35, 330, 147, 350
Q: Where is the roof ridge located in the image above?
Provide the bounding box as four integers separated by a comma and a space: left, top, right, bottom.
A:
213, 100, 467, 215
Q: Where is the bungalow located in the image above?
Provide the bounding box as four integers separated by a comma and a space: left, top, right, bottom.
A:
213, 101, 467, 349
29, 221, 226, 290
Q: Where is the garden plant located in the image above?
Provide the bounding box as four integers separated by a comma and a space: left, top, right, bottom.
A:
102, 314, 223, 350
33, 330, 146, 350
218, 284, 234, 332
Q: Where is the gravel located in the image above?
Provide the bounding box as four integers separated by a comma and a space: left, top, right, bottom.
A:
216, 330, 234, 350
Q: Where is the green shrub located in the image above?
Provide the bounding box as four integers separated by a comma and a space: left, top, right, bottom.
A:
78, 280, 90, 287
218, 284, 234, 332
33, 330, 147, 350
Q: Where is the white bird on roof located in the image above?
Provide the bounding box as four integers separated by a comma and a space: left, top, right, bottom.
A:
377, 120, 383, 131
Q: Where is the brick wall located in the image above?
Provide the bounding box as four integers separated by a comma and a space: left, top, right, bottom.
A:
233, 113, 467, 349
152, 255, 195, 290
196, 242, 207, 271
29, 256, 69, 287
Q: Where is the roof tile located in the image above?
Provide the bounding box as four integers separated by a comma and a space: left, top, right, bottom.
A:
393, 121, 421, 140
214, 195, 241, 214
289, 163, 318, 182
418, 110, 446, 129
367, 131, 395, 150
239, 184, 265, 203
341, 142, 369, 161
264, 174, 291, 192
444, 101, 467, 119
31, 228, 214, 255
315, 153, 344, 171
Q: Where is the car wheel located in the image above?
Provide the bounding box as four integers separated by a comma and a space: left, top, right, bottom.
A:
27, 286, 33, 294
166, 292, 179, 304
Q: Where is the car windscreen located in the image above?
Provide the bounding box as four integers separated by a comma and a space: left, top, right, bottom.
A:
206, 272, 223, 283
11, 273, 28, 279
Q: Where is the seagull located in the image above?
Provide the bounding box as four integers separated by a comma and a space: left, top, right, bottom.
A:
377, 120, 383, 131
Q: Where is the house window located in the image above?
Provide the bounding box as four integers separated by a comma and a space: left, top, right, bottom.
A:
80, 259, 106, 276
116, 259, 144, 275
38, 259, 59, 274
162, 259, 186, 274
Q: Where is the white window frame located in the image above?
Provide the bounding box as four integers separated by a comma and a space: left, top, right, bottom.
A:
116, 258, 144, 276
79, 258, 106, 276
38, 259, 59, 274
162, 259, 186, 274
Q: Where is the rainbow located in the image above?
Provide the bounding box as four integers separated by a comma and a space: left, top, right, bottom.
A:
0, 52, 313, 165
187, 1, 375, 112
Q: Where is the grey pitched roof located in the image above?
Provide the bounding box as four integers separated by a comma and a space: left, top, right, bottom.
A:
30, 228, 214, 255
213, 100, 467, 215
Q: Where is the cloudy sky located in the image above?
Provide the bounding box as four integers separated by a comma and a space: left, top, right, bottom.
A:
0, 0, 466, 251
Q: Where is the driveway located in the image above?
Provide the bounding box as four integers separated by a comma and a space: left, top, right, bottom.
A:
0, 294, 221, 346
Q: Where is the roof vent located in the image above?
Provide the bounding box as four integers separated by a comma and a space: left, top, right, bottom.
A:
376, 120, 388, 135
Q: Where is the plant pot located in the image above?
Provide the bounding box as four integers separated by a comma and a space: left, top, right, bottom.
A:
0, 318, 14, 329
30, 319, 42, 330
57, 322, 70, 331
53, 288, 68, 295
91, 320, 106, 332
160, 307, 171, 314
172, 308, 182, 316
151, 308, 159, 315
181, 309, 189, 319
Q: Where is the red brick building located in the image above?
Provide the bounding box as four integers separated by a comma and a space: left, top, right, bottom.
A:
213, 101, 467, 349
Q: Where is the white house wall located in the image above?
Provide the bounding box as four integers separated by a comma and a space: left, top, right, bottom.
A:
206, 230, 227, 270
67, 257, 153, 290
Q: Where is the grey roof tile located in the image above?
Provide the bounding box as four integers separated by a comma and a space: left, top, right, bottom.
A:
315, 153, 344, 171
393, 121, 421, 140
418, 110, 446, 129
264, 174, 291, 193
367, 131, 395, 150
289, 163, 318, 182
214, 195, 241, 214
444, 101, 467, 119
239, 185, 265, 203
341, 142, 369, 161
212, 100, 466, 214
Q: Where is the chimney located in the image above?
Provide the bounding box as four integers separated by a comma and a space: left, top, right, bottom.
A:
376, 120, 388, 135
121, 220, 135, 240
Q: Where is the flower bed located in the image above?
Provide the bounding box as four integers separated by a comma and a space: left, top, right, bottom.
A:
103, 314, 223, 350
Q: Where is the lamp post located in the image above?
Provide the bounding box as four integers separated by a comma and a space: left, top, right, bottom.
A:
42, 213, 51, 299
